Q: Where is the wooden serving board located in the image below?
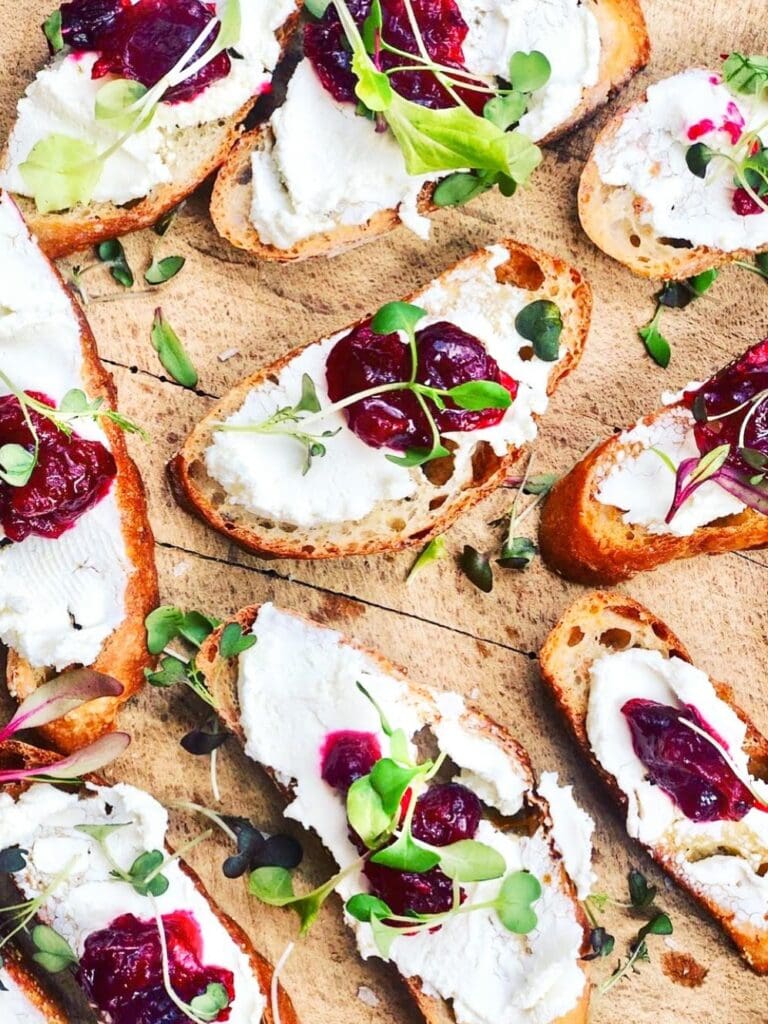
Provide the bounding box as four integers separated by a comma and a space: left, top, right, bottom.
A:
2, 1, 767, 1021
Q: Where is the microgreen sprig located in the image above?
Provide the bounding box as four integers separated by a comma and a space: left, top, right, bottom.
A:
213, 301, 512, 470
637, 270, 719, 368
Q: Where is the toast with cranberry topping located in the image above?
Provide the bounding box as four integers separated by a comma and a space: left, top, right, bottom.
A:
210, 0, 649, 260
0, 739, 300, 1024
538, 405, 768, 585
539, 591, 768, 972
169, 240, 591, 559
194, 603, 592, 1024
1, 5, 302, 259
0, 192, 158, 753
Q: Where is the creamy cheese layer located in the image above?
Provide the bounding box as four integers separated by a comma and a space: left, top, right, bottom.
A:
236, 603, 588, 1024
0, 782, 266, 1024
587, 647, 768, 929
537, 771, 596, 899
595, 404, 744, 536
0, 971, 47, 1024
1, 0, 294, 206
205, 245, 562, 528
0, 192, 131, 670
594, 68, 768, 252
250, 0, 600, 247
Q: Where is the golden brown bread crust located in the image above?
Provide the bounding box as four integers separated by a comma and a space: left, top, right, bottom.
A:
1, 955, 68, 1024
538, 404, 768, 584
210, 0, 649, 260
4, 11, 302, 259
578, 86, 768, 280
2, 198, 158, 753
0, 739, 299, 1024
195, 603, 591, 1024
539, 591, 768, 972
169, 240, 591, 559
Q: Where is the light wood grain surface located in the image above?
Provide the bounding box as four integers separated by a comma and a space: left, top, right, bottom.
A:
2, 1, 768, 1021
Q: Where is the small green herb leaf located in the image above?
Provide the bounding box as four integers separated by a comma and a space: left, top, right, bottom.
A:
628, 868, 657, 909
145, 605, 185, 654
128, 850, 169, 896
0, 443, 35, 487
638, 315, 671, 368
434, 839, 506, 882
346, 776, 392, 847
639, 912, 673, 939
178, 610, 220, 648
370, 758, 424, 815
295, 374, 322, 414
95, 79, 152, 133
483, 91, 527, 130
346, 893, 392, 922
144, 255, 186, 286
97, 238, 134, 288
189, 982, 231, 1021
19, 134, 101, 215
371, 301, 427, 338
370, 830, 440, 872
688, 267, 718, 295
304, 0, 331, 16
361, 0, 382, 52
249, 865, 296, 905
515, 300, 562, 361
522, 472, 558, 496
432, 171, 492, 207
219, 622, 257, 659
145, 655, 188, 688
353, 57, 393, 111
407, 535, 447, 582
75, 822, 131, 844
508, 50, 552, 93
385, 442, 452, 467
459, 545, 493, 593
150, 308, 198, 388
448, 380, 512, 411
685, 142, 714, 178
497, 536, 536, 571
31, 925, 78, 973
42, 9, 63, 52
723, 52, 768, 96
495, 870, 542, 933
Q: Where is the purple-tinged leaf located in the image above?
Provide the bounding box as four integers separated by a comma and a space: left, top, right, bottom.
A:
0, 670, 123, 744
712, 463, 768, 515
0, 732, 130, 784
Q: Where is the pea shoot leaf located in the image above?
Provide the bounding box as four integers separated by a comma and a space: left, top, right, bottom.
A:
494, 870, 542, 933
638, 315, 671, 368
42, 9, 63, 53
145, 255, 186, 286
508, 50, 551, 93
31, 925, 78, 973
371, 301, 426, 337
145, 655, 188, 688
145, 605, 185, 654
483, 91, 527, 130
346, 776, 392, 847
219, 622, 257, 659
150, 308, 198, 388
370, 830, 440, 872
448, 380, 511, 411
628, 868, 657, 908
685, 142, 714, 178
433, 839, 506, 882
346, 893, 392, 922
370, 757, 425, 815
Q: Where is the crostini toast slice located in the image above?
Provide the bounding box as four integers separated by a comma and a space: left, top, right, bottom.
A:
539, 591, 768, 972
1, 6, 301, 259
0, 739, 299, 1024
210, 0, 649, 260
170, 239, 591, 559
194, 603, 592, 1024
0, 191, 157, 752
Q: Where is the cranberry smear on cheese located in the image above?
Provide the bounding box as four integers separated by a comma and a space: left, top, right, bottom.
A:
59, 0, 231, 103
78, 911, 235, 1024
326, 321, 518, 451
304, 0, 491, 113
321, 730, 382, 793
622, 698, 764, 822
0, 391, 116, 542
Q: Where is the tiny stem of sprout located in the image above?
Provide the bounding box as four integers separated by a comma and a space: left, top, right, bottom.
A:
142, 829, 214, 886
397, 0, 468, 110
598, 939, 647, 995
153, 899, 209, 1024
0, 859, 76, 951
169, 800, 239, 844
734, 260, 768, 280
210, 747, 221, 803
737, 389, 768, 450
270, 940, 295, 1024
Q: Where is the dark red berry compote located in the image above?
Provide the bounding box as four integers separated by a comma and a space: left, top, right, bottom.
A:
622, 699, 765, 823
304, 0, 491, 113
57, 0, 231, 103
321, 730, 382, 793
78, 911, 235, 1023
0, 392, 116, 542
326, 321, 517, 451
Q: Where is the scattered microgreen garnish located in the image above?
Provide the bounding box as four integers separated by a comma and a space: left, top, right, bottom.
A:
213, 300, 512, 470
0, 371, 144, 488
0, 859, 77, 963
0, 848, 27, 874
97, 239, 133, 288
20, 0, 242, 212
637, 270, 719, 367
406, 535, 447, 582
145, 255, 186, 286
515, 300, 563, 362
31, 924, 79, 974
459, 544, 493, 592
599, 912, 673, 994
734, 252, 768, 281
495, 456, 554, 571
42, 9, 63, 52
150, 308, 198, 388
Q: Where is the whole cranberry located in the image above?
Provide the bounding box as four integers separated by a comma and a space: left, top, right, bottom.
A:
363, 860, 455, 916
732, 187, 765, 216
321, 731, 381, 793
59, 0, 129, 50
411, 782, 482, 846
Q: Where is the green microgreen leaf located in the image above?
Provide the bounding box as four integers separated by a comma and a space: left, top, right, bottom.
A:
304, 0, 331, 16
145, 605, 185, 654
219, 622, 257, 659
19, 134, 101, 215
249, 865, 297, 905
95, 79, 153, 133
0, 444, 35, 487
356, 680, 394, 738
178, 610, 220, 648
0, 847, 27, 873
483, 91, 527, 130
189, 983, 231, 1021
31, 925, 78, 973
515, 300, 562, 361
688, 443, 730, 485
42, 9, 63, 52
97, 238, 134, 288
346, 776, 392, 847
432, 171, 493, 207
508, 50, 552, 93
370, 758, 425, 815
459, 544, 493, 593
496, 536, 536, 570
448, 380, 512, 411
145, 655, 188, 688
295, 373, 322, 414
216, 0, 242, 49
353, 57, 393, 111
627, 868, 657, 909
371, 301, 427, 338
585, 926, 616, 960
75, 822, 132, 844
522, 472, 558, 496
361, 0, 382, 52
385, 443, 451, 467
434, 839, 506, 882
494, 870, 542, 933
740, 447, 768, 470
127, 850, 170, 896
345, 893, 392, 922
639, 912, 673, 938
406, 535, 447, 582
154, 203, 183, 236
638, 310, 671, 368
370, 829, 440, 872
144, 255, 186, 286
723, 52, 768, 96
686, 142, 714, 179
150, 308, 198, 388
688, 267, 718, 295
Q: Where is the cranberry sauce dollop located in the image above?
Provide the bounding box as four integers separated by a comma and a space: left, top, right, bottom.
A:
622, 698, 761, 823
77, 911, 235, 1024
321, 730, 382, 793
59, 0, 231, 103
304, 0, 491, 113
0, 392, 116, 542
683, 338, 768, 478
326, 320, 518, 451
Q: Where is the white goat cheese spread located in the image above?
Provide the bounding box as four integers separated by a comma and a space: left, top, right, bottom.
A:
0, 782, 266, 1023
205, 245, 561, 528
1, 0, 294, 206
537, 771, 596, 899
236, 603, 588, 1024
595, 404, 745, 536
587, 647, 768, 929
250, 0, 600, 247
0, 192, 131, 670
594, 68, 768, 252
0, 972, 47, 1024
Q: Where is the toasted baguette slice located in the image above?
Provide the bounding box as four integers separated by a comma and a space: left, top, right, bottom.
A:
539, 402, 768, 586
0, 739, 299, 1024
578, 76, 768, 279
195, 603, 592, 1024
539, 591, 768, 972
170, 240, 591, 559
0, 192, 157, 752
1, 12, 301, 259
210, 0, 649, 260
